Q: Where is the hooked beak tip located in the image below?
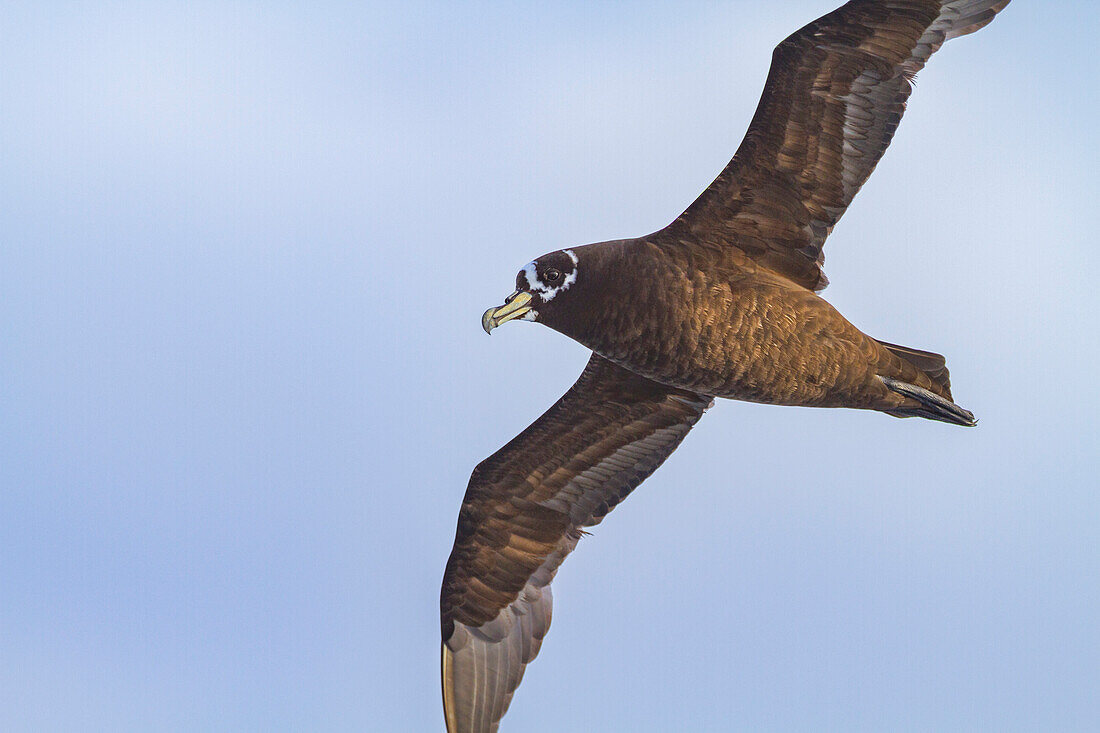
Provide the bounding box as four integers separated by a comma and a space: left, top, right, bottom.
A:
481, 308, 497, 335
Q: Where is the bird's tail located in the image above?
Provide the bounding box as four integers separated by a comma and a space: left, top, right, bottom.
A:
881, 375, 976, 426
876, 340, 953, 397
875, 340, 976, 426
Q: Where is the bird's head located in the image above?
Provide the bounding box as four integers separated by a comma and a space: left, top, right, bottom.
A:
482, 248, 582, 334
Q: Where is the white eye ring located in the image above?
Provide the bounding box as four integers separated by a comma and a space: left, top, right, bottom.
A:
521, 252, 576, 302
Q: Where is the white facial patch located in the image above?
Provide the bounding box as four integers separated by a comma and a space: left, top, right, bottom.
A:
521, 251, 578, 303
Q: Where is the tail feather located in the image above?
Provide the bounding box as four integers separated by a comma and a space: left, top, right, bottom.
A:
876, 339, 952, 397
881, 376, 976, 427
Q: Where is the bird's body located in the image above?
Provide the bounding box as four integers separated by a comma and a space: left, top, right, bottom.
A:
441, 1, 1010, 730
542, 238, 949, 413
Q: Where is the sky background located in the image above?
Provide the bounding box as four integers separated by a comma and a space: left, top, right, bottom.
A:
2, 2, 1098, 731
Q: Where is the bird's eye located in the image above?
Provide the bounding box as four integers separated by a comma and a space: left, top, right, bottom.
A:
544, 268, 562, 283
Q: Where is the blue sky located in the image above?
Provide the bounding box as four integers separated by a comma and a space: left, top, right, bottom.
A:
2, 2, 1098, 731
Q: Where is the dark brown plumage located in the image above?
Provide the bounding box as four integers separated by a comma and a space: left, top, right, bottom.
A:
443, 1, 1009, 730
441, 355, 710, 731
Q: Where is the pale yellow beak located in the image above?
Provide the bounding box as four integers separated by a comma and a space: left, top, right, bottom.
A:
482, 291, 533, 334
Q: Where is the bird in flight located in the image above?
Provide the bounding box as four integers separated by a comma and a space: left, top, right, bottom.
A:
441, 1, 1009, 730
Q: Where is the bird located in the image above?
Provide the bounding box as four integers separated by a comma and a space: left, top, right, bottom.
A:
441, 1, 1009, 730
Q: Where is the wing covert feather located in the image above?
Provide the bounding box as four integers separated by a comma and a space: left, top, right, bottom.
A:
664, 0, 1010, 290
440, 354, 711, 733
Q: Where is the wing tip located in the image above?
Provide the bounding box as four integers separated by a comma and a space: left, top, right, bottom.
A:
442, 642, 459, 733
943, 1, 1012, 41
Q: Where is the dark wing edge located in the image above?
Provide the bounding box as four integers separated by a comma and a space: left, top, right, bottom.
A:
665, 0, 1010, 291
440, 354, 712, 733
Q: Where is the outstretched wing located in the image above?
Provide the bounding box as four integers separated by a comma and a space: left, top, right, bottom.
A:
440, 354, 712, 733
664, 0, 1010, 291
